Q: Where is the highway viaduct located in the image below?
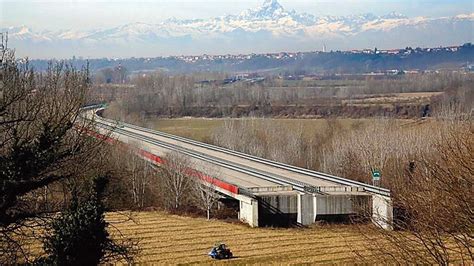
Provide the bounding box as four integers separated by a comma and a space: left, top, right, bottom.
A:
83, 107, 393, 230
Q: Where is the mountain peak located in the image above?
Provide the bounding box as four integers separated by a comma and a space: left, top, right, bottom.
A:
5, 1, 472, 59
382, 12, 408, 19
239, 0, 287, 20
262, 0, 282, 9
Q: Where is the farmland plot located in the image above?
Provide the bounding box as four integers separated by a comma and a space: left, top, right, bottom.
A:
106, 211, 378, 264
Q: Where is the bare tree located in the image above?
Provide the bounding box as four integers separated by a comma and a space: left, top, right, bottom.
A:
320, 118, 444, 185
130, 156, 152, 209
115, 145, 155, 209
354, 118, 473, 264
159, 152, 194, 210
192, 165, 221, 220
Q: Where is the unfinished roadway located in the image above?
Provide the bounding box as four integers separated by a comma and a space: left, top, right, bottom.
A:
82, 106, 393, 229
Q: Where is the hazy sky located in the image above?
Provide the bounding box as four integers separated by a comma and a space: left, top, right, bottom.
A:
1, 0, 473, 31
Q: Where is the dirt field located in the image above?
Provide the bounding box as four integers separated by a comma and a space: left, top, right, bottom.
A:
106, 211, 377, 264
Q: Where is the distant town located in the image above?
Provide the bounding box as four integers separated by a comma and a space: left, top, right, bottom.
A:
29, 43, 473, 77
173, 44, 466, 63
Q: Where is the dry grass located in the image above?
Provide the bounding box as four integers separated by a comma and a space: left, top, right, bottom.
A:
105, 211, 378, 265
147, 118, 224, 142
146, 118, 394, 142
16, 210, 459, 264
342, 91, 442, 105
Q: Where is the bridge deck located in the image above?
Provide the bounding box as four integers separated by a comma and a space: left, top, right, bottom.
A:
139, 141, 282, 188
88, 109, 376, 196
114, 124, 340, 188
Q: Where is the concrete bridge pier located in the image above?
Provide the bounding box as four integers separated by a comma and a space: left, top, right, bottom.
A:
298, 193, 357, 226
297, 193, 314, 225
298, 193, 392, 228
228, 192, 393, 229
372, 195, 393, 230
238, 196, 259, 227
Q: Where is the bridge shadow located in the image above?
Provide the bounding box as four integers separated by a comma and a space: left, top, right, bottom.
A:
256, 196, 304, 228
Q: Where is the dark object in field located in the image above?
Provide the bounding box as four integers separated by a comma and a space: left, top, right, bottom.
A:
422, 104, 430, 117
208, 243, 233, 260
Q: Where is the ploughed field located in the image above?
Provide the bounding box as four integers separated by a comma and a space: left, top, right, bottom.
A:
106, 211, 376, 264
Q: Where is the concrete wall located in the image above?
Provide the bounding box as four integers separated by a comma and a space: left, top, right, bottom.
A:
298, 194, 371, 225
315, 195, 354, 215
259, 195, 298, 214
297, 194, 314, 225
236, 193, 392, 229
257, 194, 298, 227
239, 198, 259, 227
372, 195, 393, 230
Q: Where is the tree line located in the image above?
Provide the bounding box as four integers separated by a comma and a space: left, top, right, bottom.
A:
99, 71, 473, 121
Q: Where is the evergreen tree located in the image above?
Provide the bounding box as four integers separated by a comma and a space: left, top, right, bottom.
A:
40, 176, 130, 265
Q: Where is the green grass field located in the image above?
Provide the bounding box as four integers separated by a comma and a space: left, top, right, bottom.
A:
146, 118, 384, 142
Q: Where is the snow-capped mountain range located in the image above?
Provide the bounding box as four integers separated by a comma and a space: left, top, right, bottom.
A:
3, 0, 473, 58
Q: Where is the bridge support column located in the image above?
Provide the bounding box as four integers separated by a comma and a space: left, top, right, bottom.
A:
313, 195, 318, 222
239, 198, 259, 227
372, 195, 393, 230
297, 193, 314, 225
